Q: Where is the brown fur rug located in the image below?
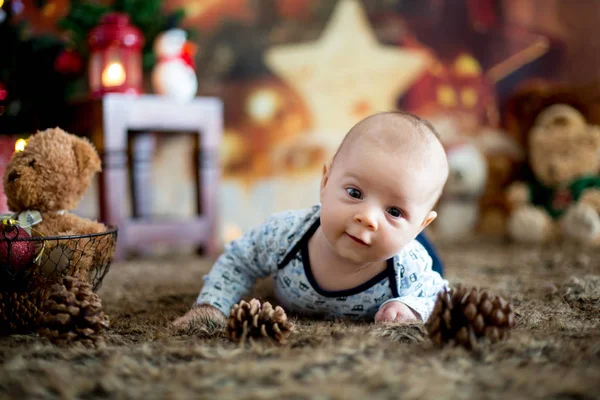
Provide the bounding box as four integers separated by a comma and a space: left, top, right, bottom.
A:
0, 240, 599, 399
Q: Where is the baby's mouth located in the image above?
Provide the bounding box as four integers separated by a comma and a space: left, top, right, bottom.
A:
345, 233, 369, 246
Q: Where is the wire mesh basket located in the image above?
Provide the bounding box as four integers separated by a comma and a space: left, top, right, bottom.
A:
0, 227, 118, 293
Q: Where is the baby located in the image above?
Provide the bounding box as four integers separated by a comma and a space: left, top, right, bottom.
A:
173, 111, 449, 327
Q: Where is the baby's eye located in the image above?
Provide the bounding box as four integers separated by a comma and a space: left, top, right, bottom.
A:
346, 188, 363, 199
386, 207, 403, 218
28, 159, 36, 168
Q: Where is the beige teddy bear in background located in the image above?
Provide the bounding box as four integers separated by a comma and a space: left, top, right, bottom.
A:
506, 104, 600, 245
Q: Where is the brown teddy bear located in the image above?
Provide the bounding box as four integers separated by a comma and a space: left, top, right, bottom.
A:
506, 104, 600, 245
2, 127, 107, 280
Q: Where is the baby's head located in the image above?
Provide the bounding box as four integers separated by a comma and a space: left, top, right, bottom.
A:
319, 111, 448, 264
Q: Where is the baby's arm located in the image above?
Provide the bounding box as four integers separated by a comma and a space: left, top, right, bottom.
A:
173, 215, 283, 328
375, 241, 447, 323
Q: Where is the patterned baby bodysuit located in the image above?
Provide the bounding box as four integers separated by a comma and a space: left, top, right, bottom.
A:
196, 205, 448, 321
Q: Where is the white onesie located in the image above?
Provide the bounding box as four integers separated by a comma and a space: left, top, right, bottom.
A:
197, 205, 447, 321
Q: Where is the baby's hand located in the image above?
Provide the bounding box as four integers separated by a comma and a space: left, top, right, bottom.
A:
172, 303, 227, 330
374, 301, 419, 323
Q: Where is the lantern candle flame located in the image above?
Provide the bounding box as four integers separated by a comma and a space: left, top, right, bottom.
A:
102, 62, 126, 87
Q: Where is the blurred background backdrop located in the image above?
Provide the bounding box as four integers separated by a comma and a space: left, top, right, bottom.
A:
1, 0, 600, 253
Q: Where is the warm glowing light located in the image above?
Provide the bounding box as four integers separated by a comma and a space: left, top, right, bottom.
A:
454, 54, 482, 76
102, 62, 126, 87
461, 88, 478, 108
42, 1, 56, 17
0, 0, 4, 8
223, 223, 243, 243
14, 139, 27, 152
246, 89, 279, 123
437, 85, 457, 107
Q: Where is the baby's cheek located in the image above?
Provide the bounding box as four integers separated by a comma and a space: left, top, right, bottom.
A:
325, 213, 345, 238
379, 230, 406, 256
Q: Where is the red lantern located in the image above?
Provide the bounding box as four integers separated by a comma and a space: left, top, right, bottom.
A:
88, 12, 144, 98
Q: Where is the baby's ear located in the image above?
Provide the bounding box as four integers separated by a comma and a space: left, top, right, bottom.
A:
72, 137, 101, 178
320, 162, 332, 195
321, 162, 331, 181
420, 211, 437, 230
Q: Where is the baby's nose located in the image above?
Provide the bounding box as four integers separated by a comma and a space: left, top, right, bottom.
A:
7, 170, 20, 183
355, 211, 378, 230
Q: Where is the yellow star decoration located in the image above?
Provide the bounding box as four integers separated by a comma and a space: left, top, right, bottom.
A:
265, 0, 429, 142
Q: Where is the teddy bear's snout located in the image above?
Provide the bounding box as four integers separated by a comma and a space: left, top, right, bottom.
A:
453, 170, 464, 182
7, 170, 20, 183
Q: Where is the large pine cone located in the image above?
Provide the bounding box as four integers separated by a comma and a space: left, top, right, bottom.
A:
38, 276, 109, 346
0, 275, 49, 335
227, 298, 294, 344
0, 287, 48, 335
425, 285, 516, 350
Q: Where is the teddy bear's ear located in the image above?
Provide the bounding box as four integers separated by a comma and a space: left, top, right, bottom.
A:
72, 137, 101, 178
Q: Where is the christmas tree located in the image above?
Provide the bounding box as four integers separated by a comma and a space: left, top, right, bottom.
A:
58, 0, 190, 71
0, 0, 192, 135
0, 0, 69, 135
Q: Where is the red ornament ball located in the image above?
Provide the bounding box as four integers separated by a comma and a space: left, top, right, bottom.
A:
54, 49, 83, 75
0, 224, 36, 274
0, 82, 7, 101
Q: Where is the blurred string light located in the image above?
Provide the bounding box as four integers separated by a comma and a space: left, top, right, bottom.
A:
0, 0, 24, 26
42, 1, 56, 18
246, 89, 279, 123
0, 83, 5, 117
12, 0, 24, 15
14, 138, 27, 152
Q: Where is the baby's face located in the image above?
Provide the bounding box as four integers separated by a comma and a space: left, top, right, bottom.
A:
319, 136, 445, 265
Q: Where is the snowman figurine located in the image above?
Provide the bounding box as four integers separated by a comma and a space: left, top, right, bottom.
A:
435, 141, 488, 240
152, 29, 198, 103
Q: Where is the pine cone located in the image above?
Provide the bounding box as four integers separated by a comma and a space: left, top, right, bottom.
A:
38, 276, 109, 346
0, 288, 48, 335
227, 298, 294, 344
425, 285, 516, 350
